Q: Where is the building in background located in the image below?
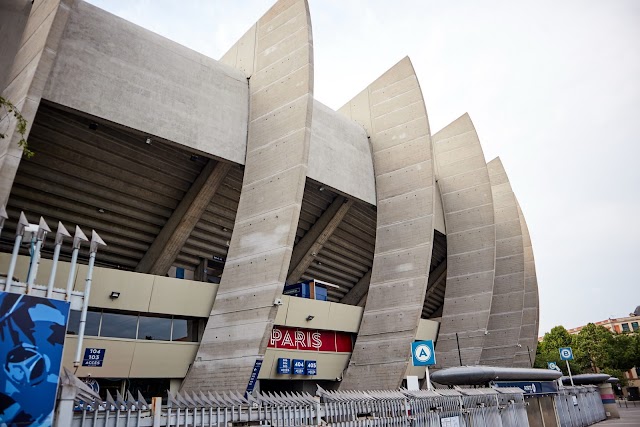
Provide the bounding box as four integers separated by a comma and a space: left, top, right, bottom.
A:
0, 0, 539, 395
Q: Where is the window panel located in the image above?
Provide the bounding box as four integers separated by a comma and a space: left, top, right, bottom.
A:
138, 314, 171, 341
66, 309, 100, 336
100, 312, 137, 339
172, 317, 199, 342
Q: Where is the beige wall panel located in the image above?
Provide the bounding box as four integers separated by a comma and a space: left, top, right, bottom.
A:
377, 187, 433, 227
63, 336, 134, 378
0, 253, 73, 288
326, 303, 363, 333
513, 202, 539, 367
282, 297, 330, 327
338, 57, 435, 390
149, 277, 218, 317
130, 342, 198, 378
73, 267, 154, 313
273, 295, 291, 324
433, 113, 495, 368
182, 0, 314, 391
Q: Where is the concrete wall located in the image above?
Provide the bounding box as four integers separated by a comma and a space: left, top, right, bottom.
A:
182, 0, 315, 391
42, 1, 248, 165
274, 295, 363, 333
514, 202, 540, 366
338, 57, 436, 389
0, 0, 32, 91
480, 157, 525, 366
0, 0, 76, 207
432, 113, 496, 368
309, 101, 375, 205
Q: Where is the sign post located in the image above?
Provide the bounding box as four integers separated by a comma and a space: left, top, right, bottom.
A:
559, 347, 574, 386
411, 340, 436, 390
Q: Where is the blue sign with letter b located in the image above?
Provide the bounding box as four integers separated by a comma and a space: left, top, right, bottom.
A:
559, 347, 573, 361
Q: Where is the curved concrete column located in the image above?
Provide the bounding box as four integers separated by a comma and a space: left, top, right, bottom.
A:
338, 57, 435, 389
433, 113, 496, 368
479, 157, 524, 366
182, 0, 314, 391
513, 202, 540, 367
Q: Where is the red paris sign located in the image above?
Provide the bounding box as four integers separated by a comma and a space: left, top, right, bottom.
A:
268, 327, 354, 353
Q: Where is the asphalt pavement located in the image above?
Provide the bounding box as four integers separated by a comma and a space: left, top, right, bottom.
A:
596, 403, 640, 426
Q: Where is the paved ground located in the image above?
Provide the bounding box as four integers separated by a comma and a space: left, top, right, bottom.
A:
595, 403, 640, 426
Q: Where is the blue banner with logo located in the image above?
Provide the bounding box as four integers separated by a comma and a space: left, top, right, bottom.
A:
0, 291, 70, 426
494, 381, 559, 395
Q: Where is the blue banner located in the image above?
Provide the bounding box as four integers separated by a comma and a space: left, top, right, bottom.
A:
245, 359, 263, 395
0, 291, 70, 426
494, 381, 559, 395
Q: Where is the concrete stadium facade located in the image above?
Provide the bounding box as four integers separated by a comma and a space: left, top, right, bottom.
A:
0, 0, 539, 393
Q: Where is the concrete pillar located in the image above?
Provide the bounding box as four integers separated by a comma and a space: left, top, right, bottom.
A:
480, 158, 525, 366
337, 57, 435, 390
599, 383, 620, 419
432, 113, 496, 368
513, 202, 540, 367
181, 0, 314, 391
0, 0, 77, 206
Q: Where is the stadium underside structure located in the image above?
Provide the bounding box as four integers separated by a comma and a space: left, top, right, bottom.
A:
0, 0, 539, 392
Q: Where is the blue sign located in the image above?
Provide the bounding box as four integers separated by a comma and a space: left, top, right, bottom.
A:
547, 361, 561, 372
245, 359, 263, 395
82, 348, 106, 367
0, 291, 70, 426
292, 359, 305, 375
494, 381, 559, 395
277, 358, 291, 374
305, 360, 317, 375
411, 340, 436, 366
559, 347, 574, 361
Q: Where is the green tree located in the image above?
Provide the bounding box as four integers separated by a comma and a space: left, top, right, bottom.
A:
534, 326, 583, 374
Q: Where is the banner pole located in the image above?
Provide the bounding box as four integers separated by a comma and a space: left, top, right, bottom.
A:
566, 360, 574, 386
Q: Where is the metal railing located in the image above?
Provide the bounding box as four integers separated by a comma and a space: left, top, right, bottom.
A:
553, 386, 606, 427
58, 373, 534, 427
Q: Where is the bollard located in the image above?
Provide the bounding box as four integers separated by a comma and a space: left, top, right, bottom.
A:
598, 382, 620, 418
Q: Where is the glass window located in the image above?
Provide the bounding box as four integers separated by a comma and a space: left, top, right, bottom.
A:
172, 317, 199, 342
632, 322, 639, 331
66, 309, 100, 336
621, 323, 630, 332
100, 312, 137, 339
138, 314, 171, 341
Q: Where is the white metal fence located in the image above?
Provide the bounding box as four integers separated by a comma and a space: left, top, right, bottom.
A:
553, 386, 606, 427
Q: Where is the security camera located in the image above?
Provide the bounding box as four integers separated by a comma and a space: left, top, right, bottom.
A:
273, 298, 283, 306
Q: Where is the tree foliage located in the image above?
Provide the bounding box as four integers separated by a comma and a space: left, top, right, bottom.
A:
535, 323, 640, 385
0, 96, 33, 158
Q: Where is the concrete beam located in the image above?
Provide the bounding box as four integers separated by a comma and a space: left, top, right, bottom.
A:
340, 269, 371, 306
287, 196, 353, 283
135, 160, 231, 275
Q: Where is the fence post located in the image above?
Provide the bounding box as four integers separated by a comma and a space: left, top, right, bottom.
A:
152, 396, 162, 427
54, 384, 77, 427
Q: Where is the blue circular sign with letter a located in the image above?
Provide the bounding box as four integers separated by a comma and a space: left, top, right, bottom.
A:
411, 340, 436, 366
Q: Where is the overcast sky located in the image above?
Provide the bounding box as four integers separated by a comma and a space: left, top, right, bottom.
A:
85, 0, 640, 335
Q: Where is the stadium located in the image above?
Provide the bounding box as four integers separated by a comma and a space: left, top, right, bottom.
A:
0, 0, 539, 397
